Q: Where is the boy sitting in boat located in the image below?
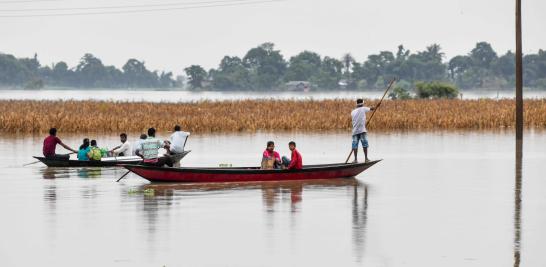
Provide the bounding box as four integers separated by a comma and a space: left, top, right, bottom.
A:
282, 141, 303, 170
261, 141, 282, 169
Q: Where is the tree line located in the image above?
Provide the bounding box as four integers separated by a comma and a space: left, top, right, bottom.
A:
1, 41, 545, 90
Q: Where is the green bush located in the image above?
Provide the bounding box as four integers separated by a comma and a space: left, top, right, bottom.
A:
415, 82, 459, 99
388, 86, 412, 100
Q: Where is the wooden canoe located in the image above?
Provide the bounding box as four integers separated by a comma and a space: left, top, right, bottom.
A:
122, 160, 381, 183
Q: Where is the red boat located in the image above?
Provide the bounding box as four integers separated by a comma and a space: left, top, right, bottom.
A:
122, 160, 380, 183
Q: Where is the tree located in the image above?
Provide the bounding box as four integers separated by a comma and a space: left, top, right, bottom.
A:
211, 56, 252, 90
75, 53, 107, 87
341, 53, 355, 77
122, 59, 160, 88
184, 65, 207, 89
312, 56, 343, 89
415, 82, 459, 99
470, 42, 498, 68
243, 43, 287, 89
284, 51, 321, 82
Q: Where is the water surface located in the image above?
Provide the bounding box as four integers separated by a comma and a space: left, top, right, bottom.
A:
0, 131, 545, 266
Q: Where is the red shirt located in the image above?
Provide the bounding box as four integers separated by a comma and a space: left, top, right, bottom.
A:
43, 135, 61, 156
288, 149, 303, 170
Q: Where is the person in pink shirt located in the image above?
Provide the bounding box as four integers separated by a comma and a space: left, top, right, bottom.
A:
43, 128, 77, 160
261, 141, 281, 169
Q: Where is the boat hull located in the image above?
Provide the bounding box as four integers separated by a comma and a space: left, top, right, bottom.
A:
123, 160, 380, 183
34, 156, 141, 167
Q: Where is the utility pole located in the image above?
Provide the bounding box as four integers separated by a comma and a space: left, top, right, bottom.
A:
515, 0, 523, 141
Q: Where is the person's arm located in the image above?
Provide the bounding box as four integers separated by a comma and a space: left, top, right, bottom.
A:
135, 150, 144, 159
58, 139, 77, 153
110, 145, 122, 152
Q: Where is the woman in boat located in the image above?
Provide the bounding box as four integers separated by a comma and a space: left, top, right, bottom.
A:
261, 141, 281, 169
77, 138, 91, 161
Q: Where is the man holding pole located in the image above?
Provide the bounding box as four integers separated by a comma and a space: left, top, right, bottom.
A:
350, 99, 378, 163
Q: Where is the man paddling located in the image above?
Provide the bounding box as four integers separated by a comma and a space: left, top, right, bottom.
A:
351, 99, 378, 163
43, 128, 77, 160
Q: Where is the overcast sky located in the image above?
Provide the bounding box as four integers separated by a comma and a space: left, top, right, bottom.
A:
0, 0, 544, 75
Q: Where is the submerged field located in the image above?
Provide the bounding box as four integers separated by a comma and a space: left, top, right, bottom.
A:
0, 99, 545, 133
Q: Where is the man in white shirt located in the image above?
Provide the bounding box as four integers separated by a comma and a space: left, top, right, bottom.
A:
166, 125, 190, 154
351, 98, 378, 163
110, 133, 131, 157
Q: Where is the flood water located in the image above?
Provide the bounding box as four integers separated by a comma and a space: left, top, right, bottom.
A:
1, 89, 545, 102
1, 131, 545, 266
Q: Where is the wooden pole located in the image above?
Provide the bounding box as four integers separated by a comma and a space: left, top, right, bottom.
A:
515, 0, 523, 142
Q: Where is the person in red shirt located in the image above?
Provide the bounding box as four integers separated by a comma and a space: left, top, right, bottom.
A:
282, 141, 303, 170
43, 128, 77, 160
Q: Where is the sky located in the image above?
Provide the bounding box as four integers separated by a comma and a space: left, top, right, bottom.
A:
0, 0, 544, 75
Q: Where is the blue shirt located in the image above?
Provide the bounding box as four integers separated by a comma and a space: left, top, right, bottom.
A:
78, 147, 91, 160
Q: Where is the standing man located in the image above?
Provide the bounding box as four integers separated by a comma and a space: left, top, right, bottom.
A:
351, 99, 378, 163
109, 133, 131, 157
136, 128, 173, 167
43, 128, 77, 160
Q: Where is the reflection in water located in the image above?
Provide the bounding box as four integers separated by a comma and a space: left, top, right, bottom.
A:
514, 140, 522, 267
352, 182, 369, 262
39, 167, 104, 179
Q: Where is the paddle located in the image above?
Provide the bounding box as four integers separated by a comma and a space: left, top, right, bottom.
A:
116, 170, 131, 182
345, 78, 397, 164
23, 152, 76, 166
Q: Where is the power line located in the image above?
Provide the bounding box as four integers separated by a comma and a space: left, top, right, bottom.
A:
0, 0, 282, 17
0, 0, 62, 4
0, 0, 255, 12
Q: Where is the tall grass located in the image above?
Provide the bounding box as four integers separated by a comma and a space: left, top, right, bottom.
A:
0, 99, 545, 133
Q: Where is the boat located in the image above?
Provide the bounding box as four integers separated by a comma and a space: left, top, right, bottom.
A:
34, 156, 142, 167
122, 160, 381, 183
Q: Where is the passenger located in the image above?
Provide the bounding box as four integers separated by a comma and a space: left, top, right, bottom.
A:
261, 141, 281, 169
77, 138, 91, 161
282, 141, 303, 170
109, 133, 131, 157
133, 134, 147, 156
136, 128, 173, 167
351, 98, 378, 163
165, 125, 190, 155
88, 140, 103, 161
42, 127, 77, 160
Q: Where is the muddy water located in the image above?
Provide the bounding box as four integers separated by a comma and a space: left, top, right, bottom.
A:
0, 131, 545, 266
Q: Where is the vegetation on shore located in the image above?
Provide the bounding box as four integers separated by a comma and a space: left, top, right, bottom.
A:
1, 41, 546, 90
0, 99, 545, 133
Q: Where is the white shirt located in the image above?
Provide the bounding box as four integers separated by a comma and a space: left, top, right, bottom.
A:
133, 139, 145, 156
351, 106, 371, 135
170, 131, 190, 153
113, 141, 131, 156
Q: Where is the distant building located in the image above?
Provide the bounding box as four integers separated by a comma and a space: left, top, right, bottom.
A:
285, 81, 311, 91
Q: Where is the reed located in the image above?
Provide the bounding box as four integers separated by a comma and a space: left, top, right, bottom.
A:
0, 99, 545, 133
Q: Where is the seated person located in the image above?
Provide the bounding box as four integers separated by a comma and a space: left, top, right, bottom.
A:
109, 133, 131, 157
88, 140, 103, 161
43, 127, 77, 160
165, 125, 190, 155
77, 138, 91, 161
133, 134, 147, 156
136, 128, 173, 167
282, 141, 303, 170
261, 141, 281, 169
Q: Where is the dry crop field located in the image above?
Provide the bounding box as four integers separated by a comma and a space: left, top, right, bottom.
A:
0, 99, 545, 133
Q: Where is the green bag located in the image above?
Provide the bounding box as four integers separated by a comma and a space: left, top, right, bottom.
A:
89, 147, 102, 161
